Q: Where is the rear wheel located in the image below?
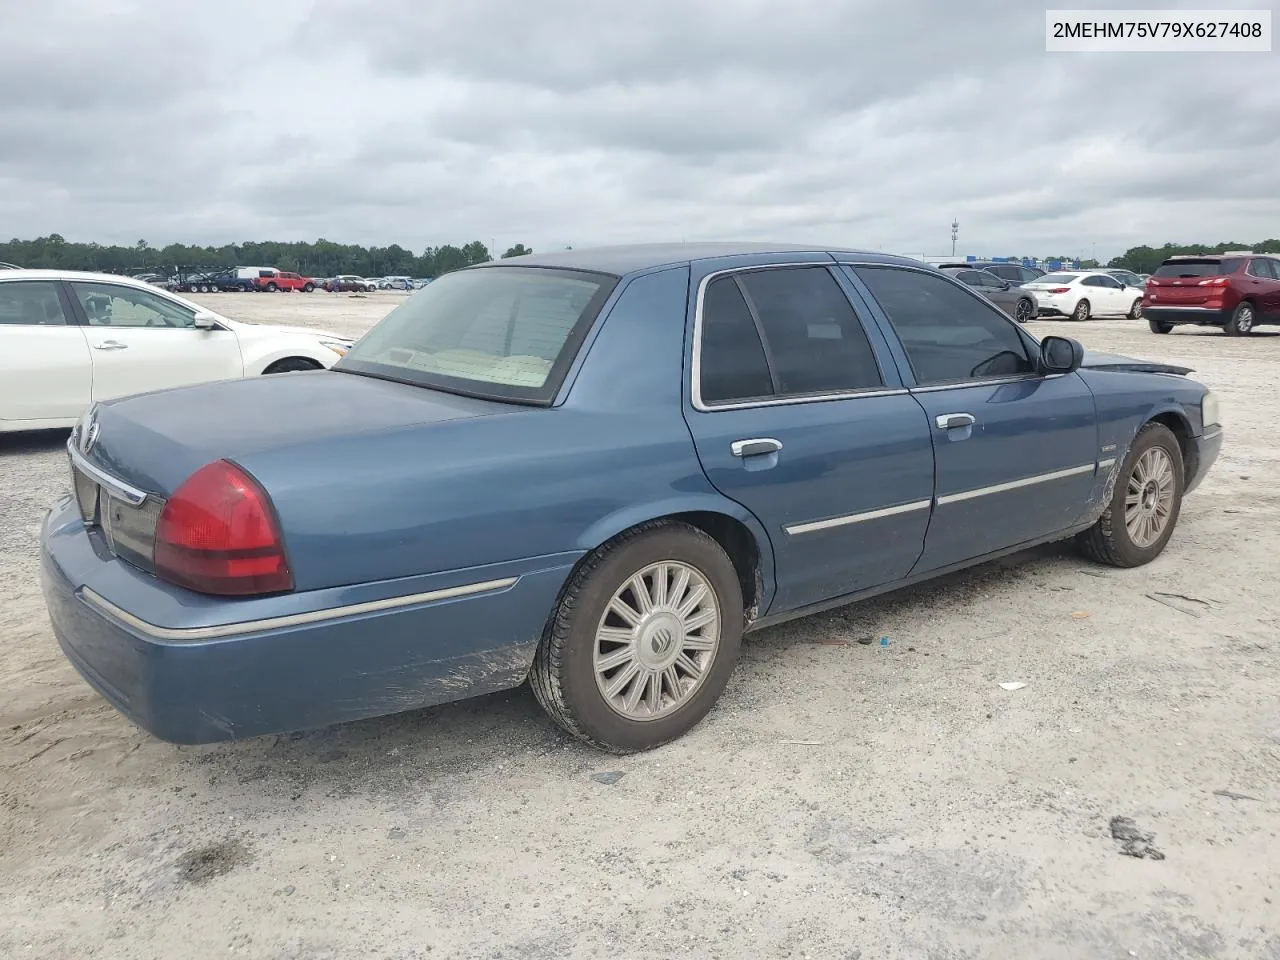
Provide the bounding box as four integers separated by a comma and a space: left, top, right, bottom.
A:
530, 522, 744, 753
1077, 422, 1183, 567
1148, 318, 1174, 334
266, 281, 278, 292
1128, 297, 1144, 319
263, 357, 322, 374
1014, 298, 1034, 323
1225, 301, 1255, 336
1072, 299, 1091, 322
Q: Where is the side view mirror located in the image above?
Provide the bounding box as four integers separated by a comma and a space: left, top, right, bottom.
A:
192, 311, 217, 330
1040, 335, 1084, 374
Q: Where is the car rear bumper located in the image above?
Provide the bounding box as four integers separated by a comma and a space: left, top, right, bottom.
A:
41, 498, 576, 745
1185, 426, 1224, 495
1145, 306, 1229, 325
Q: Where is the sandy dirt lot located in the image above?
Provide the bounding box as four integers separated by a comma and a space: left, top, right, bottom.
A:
2, 290, 1277, 960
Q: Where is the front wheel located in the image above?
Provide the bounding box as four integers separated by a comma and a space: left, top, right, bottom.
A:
1072, 298, 1091, 322
530, 522, 743, 753
1077, 422, 1183, 567
1225, 301, 1255, 336
303, 283, 314, 292
1014, 298, 1034, 323
1128, 297, 1144, 319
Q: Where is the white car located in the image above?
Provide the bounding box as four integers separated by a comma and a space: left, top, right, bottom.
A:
1022, 271, 1146, 322
0, 270, 352, 434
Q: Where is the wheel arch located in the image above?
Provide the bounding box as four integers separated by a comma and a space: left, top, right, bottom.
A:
575, 498, 777, 623
1144, 407, 1195, 484
242, 342, 341, 375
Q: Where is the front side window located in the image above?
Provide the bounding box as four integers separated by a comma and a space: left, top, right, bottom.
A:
70, 283, 197, 328
337, 266, 617, 404
853, 266, 1035, 386
0, 281, 70, 326
697, 266, 883, 405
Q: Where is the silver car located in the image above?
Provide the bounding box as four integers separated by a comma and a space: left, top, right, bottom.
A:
938, 266, 1039, 323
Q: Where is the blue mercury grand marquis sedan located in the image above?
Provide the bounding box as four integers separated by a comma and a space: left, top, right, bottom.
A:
41, 243, 1223, 752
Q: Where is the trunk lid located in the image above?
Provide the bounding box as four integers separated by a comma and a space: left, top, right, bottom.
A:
1146, 259, 1234, 306
78, 370, 519, 496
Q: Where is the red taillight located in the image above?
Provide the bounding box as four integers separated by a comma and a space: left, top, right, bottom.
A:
1197, 277, 1229, 287
1048, 287, 1071, 294
154, 460, 293, 596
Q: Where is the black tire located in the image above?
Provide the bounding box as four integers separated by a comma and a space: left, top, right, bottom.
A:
1072, 298, 1091, 322
263, 357, 322, 374
266, 282, 278, 292
303, 283, 314, 293
1225, 301, 1255, 336
1014, 298, 1034, 323
1077, 422, 1184, 568
529, 521, 744, 753
1128, 297, 1144, 319
1148, 318, 1174, 334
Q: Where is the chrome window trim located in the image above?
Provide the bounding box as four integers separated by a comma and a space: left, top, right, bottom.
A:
785, 499, 932, 536
689, 260, 893, 412
66, 437, 148, 506
80, 576, 520, 643
1097, 457, 1117, 470
935, 462, 1097, 506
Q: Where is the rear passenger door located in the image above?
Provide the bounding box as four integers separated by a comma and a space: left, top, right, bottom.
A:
1246, 258, 1280, 316
845, 264, 1101, 573
683, 260, 936, 613
0, 280, 92, 425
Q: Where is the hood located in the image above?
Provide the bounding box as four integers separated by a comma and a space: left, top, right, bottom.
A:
223, 317, 351, 343
1079, 350, 1192, 376
82, 370, 518, 495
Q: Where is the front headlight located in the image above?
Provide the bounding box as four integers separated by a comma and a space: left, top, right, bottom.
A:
1201, 391, 1220, 428
320, 340, 350, 357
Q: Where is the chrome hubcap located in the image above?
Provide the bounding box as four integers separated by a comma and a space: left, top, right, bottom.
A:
1125, 448, 1175, 548
1238, 307, 1253, 332
593, 561, 721, 722
1016, 300, 1031, 322
1133, 299, 1143, 318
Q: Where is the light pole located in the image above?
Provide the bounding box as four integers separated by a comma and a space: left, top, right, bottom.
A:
951, 220, 959, 257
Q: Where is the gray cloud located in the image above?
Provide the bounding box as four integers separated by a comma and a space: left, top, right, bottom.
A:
2, 0, 1278, 260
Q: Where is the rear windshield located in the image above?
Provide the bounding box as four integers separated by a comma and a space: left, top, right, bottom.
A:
1034, 273, 1079, 285
1153, 259, 1242, 278
336, 266, 618, 404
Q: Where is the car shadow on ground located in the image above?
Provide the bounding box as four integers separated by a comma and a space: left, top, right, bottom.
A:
0, 428, 72, 455
181, 541, 1077, 797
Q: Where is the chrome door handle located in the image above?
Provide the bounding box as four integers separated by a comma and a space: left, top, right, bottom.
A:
936, 413, 975, 430
92, 340, 128, 351
731, 438, 782, 458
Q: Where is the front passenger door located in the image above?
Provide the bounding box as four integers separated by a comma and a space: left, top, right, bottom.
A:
67, 282, 244, 402
847, 264, 1101, 573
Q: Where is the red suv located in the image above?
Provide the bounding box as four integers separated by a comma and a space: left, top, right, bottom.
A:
1145, 253, 1280, 336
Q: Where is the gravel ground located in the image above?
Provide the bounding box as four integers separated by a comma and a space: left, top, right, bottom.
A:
2, 291, 1277, 960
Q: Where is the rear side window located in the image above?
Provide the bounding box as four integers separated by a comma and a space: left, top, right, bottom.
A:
1246, 259, 1279, 279
853, 266, 1034, 386
0, 281, 70, 326
1153, 259, 1243, 278
1036, 273, 1078, 285
697, 266, 883, 405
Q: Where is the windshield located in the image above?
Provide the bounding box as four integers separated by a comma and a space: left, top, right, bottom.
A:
1032, 273, 1079, 285
1153, 259, 1241, 278
336, 266, 618, 404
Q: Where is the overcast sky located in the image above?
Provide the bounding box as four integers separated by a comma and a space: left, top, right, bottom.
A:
2, 0, 1277, 260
